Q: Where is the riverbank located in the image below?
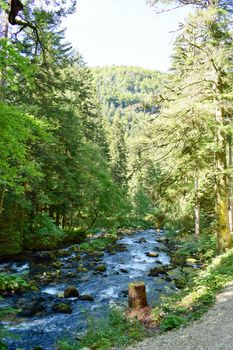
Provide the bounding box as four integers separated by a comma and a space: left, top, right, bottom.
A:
126, 281, 233, 350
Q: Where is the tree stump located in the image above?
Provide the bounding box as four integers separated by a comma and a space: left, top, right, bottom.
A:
128, 281, 148, 309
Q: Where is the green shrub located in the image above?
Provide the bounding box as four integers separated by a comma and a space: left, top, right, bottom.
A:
160, 315, 186, 331
24, 213, 64, 250
0, 273, 29, 295
79, 236, 116, 253
0, 230, 23, 258
173, 234, 216, 263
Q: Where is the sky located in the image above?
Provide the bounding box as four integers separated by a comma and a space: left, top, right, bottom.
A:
63, 0, 192, 72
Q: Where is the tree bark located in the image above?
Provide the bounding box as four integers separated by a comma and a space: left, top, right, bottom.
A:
1, 9, 9, 100
215, 106, 232, 254
228, 135, 233, 233
128, 282, 148, 309
194, 174, 200, 238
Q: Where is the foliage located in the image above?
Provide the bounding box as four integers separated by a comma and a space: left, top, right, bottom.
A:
24, 213, 64, 250
79, 236, 117, 253
160, 315, 186, 331
152, 245, 233, 331
173, 233, 217, 263
57, 308, 148, 350
0, 273, 29, 295
0, 6, 132, 257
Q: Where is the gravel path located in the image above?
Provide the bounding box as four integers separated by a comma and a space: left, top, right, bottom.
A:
126, 282, 233, 350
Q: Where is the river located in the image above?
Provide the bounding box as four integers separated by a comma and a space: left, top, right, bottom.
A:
0, 229, 174, 350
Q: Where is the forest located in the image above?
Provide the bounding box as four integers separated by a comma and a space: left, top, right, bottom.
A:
1, 0, 233, 349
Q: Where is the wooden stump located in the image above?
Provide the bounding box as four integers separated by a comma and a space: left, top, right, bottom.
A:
128, 281, 148, 309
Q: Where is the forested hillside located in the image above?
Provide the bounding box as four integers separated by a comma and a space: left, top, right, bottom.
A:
91, 66, 164, 224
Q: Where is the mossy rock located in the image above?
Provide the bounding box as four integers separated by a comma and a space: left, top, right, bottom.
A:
182, 266, 196, 275
175, 277, 187, 289
53, 302, 72, 314
74, 254, 82, 261
64, 286, 79, 298
155, 277, 166, 286
51, 261, 63, 269
95, 265, 107, 272
79, 294, 94, 301
77, 267, 88, 273
148, 265, 170, 276
166, 268, 183, 280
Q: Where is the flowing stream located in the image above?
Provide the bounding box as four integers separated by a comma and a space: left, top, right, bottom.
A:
0, 229, 174, 350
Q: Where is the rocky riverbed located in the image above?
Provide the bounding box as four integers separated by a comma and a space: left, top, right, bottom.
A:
0, 229, 178, 350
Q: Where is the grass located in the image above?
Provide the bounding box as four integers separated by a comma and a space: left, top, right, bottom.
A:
152, 246, 233, 331
57, 308, 148, 350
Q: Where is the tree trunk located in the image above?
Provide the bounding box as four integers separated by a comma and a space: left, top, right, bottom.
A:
56, 207, 60, 226
194, 175, 200, 238
0, 185, 6, 216
228, 135, 233, 233
1, 9, 9, 99
215, 106, 232, 254
128, 282, 148, 309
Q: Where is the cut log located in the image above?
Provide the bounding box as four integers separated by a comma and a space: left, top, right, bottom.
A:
128, 281, 148, 309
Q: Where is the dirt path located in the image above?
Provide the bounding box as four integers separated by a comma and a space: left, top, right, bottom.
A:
126, 282, 233, 350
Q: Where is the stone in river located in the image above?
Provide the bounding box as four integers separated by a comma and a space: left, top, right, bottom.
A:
148, 265, 170, 276
146, 252, 159, 258
53, 302, 72, 313
135, 237, 147, 243
95, 264, 107, 272
64, 286, 79, 298
79, 294, 94, 301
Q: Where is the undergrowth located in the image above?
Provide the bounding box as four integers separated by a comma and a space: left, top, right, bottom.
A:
57, 308, 148, 350
153, 247, 233, 331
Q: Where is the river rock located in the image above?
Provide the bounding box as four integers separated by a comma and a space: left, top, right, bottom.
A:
156, 237, 169, 244
64, 286, 79, 298
166, 268, 187, 288
17, 295, 49, 317
148, 265, 170, 276
53, 302, 72, 314
77, 266, 89, 273
120, 268, 129, 273
182, 266, 196, 275
146, 252, 159, 258
51, 261, 63, 269
79, 294, 94, 301
95, 264, 107, 272
155, 277, 166, 286
93, 257, 102, 262
32, 251, 57, 263
166, 268, 183, 280
155, 244, 169, 253
135, 237, 147, 244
